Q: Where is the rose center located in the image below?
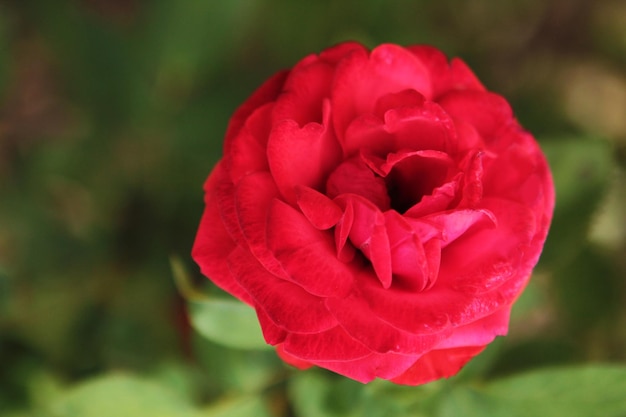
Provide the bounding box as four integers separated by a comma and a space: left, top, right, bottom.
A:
385, 154, 452, 213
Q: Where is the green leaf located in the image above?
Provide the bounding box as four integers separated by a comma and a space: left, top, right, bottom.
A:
438, 365, 626, 417
49, 374, 197, 417
189, 298, 271, 350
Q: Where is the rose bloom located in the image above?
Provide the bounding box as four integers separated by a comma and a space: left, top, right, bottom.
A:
192, 42, 554, 385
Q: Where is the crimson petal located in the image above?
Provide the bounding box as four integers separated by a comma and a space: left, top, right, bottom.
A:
267, 199, 355, 297
421, 208, 497, 248
272, 57, 334, 126
282, 325, 372, 361
192, 164, 253, 305
228, 103, 273, 183
391, 346, 486, 385
267, 100, 342, 203
342, 101, 457, 157
295, 185, 343, 230
326, 157, 390, 211
335, 195, 392, 288
384, 210, 432, 291
227, 247, 338, 333
408, 45, 485, 100
434, 306, 510, 349
438, 90, 513, 140
234, 172, 289, 278
314, 351, 420, 383
332, 44, 432, 141
325, 293, 449, 355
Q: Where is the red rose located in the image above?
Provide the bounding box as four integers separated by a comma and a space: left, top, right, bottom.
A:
192, 42, 554, 385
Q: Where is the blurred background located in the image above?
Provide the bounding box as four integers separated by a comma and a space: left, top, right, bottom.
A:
0, 0, 625, 416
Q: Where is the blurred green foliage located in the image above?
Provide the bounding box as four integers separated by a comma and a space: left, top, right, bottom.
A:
1, 0, 625, 415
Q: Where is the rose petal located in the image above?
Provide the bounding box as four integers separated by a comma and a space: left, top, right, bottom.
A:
335, 195, 392, 288
282, 325, 372, 361
192, 164, 253, 305
215, 168, 247, 247
342, 101, 457, 157
457, 150, 485, 208
227, 247, 338, 333
438, 197, 537, 287
228, 102, 273, 183
325, 293, 449, 354
361, 149, 456, 213
314, 351, 419, 383
387, 103, 458, 153
408, 45, 485, 99
267, 100, 342, 203
275, 344, 313, 369
272, 58, 334, 126
334, 198, 357, 263
383, 210, 432, 291
326, 157, 391, 211
256, 306, 287, 345
319, 41, 368, 65
420, 208, 497, 248
295, 185, 343, 230
483, 127, 554, 213
373, 89, 426, 119
357, 198, 532, 336
404, 173, 461, 218
438, 90, 513, 140
267, 199, 355, 297
234, 172, 289, 278
391, 346, 486, 385
434, 306, 511, 349
332, 44, 432, 140
362, 149, 453, 178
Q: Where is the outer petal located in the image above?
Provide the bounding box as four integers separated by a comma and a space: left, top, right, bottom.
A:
437, 197, 537, 291
192, 163, 253, 305
227, 247, 338, 333
234, 172, 289, 278
483, 127, 554, 214
272, 57, 334, 126
407, 45, 485, 99
267, 199, 355, 298
391, 346, 486, 385
276, 344, 314, 369
438, 90, 513, 140
228, 102, 274, 183
282, 325, 372, 361
319, 41, 368, 65
314, 351, 420, 383
434, 306, 511, 349
332, 44, 432, 140
325, 292, 449, 355
256, 306, 287, 345
357, 198, 537, 335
